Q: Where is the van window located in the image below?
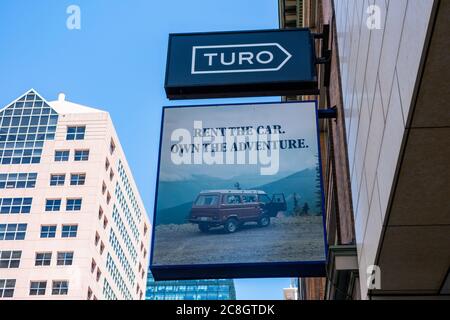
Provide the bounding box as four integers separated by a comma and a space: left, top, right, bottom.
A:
225, 195, 241, 204
195, 195, 219, 206
242, 195, 257, 203
258, 194, 271, 204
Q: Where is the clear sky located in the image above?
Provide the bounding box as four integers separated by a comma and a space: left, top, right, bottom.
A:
0, 0, 292, 300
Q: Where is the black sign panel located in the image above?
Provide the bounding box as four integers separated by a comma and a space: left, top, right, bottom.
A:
165, 29, 318, 99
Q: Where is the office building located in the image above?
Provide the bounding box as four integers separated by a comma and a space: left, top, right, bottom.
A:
279, 0, 449, 299
0, 89, 151, 300
146, 273, 236, 300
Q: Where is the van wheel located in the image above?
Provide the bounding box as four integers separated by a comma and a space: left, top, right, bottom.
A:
224, 218, 238, 233
258, 215, 270, 227
198, 223, 210, 233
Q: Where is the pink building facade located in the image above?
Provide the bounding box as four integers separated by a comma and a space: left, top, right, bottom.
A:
0, 90, 150, 300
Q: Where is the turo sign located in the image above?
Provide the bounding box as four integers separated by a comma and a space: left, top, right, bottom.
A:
165, 29, 318, 99
191, 43, 292, 74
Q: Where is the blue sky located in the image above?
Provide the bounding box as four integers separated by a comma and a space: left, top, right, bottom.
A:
0, 0, 291, 300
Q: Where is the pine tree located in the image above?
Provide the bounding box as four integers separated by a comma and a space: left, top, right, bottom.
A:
301, 202, 310, 216
293, 192, 300, 216
314, 154, 323, 216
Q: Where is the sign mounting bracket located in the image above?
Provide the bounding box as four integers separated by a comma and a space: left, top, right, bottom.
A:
313, 24, 332, 88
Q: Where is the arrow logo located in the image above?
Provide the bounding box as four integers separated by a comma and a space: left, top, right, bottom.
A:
191, 43, 292, 75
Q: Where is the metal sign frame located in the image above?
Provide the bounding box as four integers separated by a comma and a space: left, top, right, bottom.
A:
150, 101, 328, 280
164, 28, 319, 100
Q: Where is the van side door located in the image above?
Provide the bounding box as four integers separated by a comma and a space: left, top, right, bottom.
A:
270, 193, 287, 215
241, 194, 260, 220
221, 194, 243, 221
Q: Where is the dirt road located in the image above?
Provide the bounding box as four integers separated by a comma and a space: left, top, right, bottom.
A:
152, 215, 326, 265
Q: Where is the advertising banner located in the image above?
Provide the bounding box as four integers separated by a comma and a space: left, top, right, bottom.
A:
150, 101, 327, 280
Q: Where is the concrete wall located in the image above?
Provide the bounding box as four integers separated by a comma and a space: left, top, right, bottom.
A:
333, 0, 435, 298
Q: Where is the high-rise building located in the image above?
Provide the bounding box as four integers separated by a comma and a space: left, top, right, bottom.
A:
279, 0, 449, 299
146, 273, 236, 300
0, 89, 151, 300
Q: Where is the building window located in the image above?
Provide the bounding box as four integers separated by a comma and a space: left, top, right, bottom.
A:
144, 224, 148, 235
0, 197, 32, 214
96, 269, 102, 282
54, 150, 69, 162
30, 281, 47, 296
0, 224, 27, 240
87, 287, 93, 300
61, 225, 78, 238
0, 251, 21, 268
35, 252, 52, 266
57, 252, 74, 266
66, 198, 82, 211
110, 139, 116, 154
98, 206, 104, 220
109, 169, 114, 181
74, 150, 89, 161
102, 182, 107, 195
0, 173, 37, 189
105, 158, 110, 171
95, 232, 100, 246
91, 259, 97, 273
45, 199, 61, 212
66, 126, 85, 140
52, 281, 69, 295
40, 225, 57, 238
50, 174, 65, 186
70, 173, 86, 186
106, 192, 111, 205
0, 91, 58, 165
0, 279, 16, 298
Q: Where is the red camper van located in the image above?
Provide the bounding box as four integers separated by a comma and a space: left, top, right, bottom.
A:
189, 190, 287, 233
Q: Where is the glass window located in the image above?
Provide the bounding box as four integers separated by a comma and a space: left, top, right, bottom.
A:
0, 172, 37, 189
74, 150, 89, 161
52, 281, 68, 295
195, 195, 219, 206
61, 225, 78, 238
40, 225, 56, 238
54, 150, 69, 162
242, 194, 257, 203
225, 195, 241, 204
50, 174, 65, 186
66, 199, 82, 211
45, 199, 61, 212
258, 194, 271, 204
0, 251, 21, 268
57, 252, 74, 266
0, 224, 27, 240
0, 279, 16, 298
0, 91, 58, 165
70, 174, 86, 186
30, 281, 47, 296
35, 252, 52, 266
0, 197, 32, 214
66, 126, 85, 140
